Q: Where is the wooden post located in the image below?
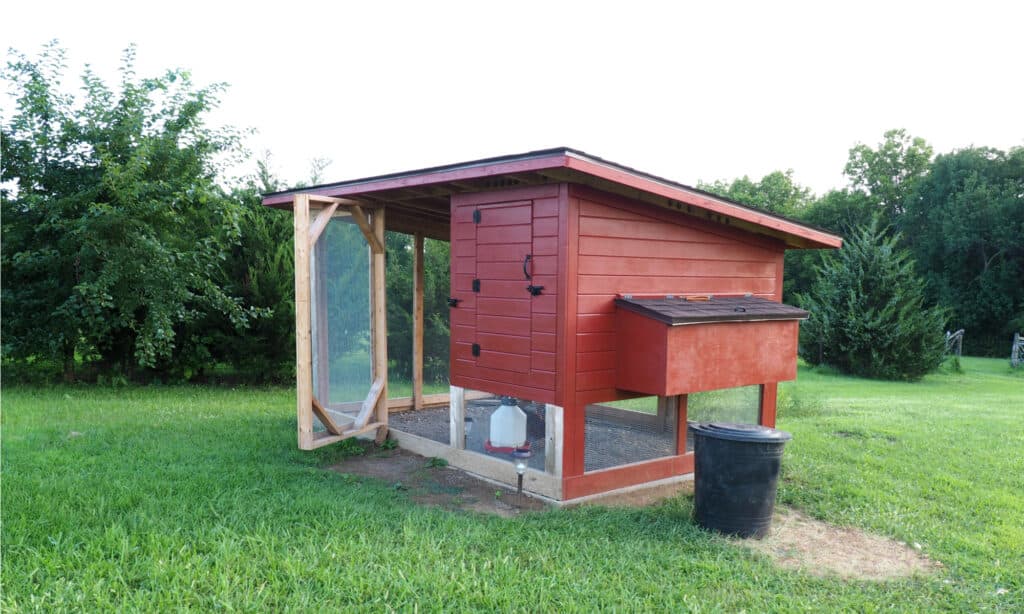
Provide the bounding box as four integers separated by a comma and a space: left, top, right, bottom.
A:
449, 385, 466, 449
371, 207, 388, 443
759, 383, 778, 428
293, 194, 313, 450
676, 394, 689, 455
656, 395, 678, 433
412, 233, 425, 410
545, 404, 564, 476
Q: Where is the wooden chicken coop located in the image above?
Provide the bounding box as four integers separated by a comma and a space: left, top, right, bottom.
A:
263, 148, 841, 502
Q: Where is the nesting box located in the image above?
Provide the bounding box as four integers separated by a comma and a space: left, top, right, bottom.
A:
264, 148, 841, 501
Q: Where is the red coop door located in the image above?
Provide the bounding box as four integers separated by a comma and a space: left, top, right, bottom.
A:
472, 201, 534, 373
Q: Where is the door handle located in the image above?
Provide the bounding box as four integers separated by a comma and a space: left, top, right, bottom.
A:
523, 254, 532, 280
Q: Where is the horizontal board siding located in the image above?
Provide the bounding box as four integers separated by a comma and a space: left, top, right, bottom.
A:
580, 236, 774, 261
577, 256, 775, 278
574, 193, 784, 393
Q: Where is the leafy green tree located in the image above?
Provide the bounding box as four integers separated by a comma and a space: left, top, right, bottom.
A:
903, 146, 1024, 355
1, 43, 257, 379
699, 169, 814, 217
797, 218, 947, 380
844, 128, 933, 223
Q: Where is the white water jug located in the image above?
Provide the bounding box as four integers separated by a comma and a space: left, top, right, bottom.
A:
489, 396, 527, 448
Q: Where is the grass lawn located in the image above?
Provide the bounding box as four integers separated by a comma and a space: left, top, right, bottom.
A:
2, 357, 1021, 611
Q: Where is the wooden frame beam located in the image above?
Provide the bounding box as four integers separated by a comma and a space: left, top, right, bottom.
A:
294, 194, 315, 450
351, 205, 384, 254
308, 202, 340, 245
370, 207, 388, 442
355, 377, 384, 429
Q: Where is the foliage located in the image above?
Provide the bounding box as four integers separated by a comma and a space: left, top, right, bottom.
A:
2, 358, 1022, 610
1, 43, 257, 380
699, 169, 814, 217
903, 146, 1024, 356
797, 218, 947, 380
844, 128, 934, 224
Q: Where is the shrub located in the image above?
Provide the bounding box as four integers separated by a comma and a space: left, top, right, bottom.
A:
797, 219, 947, 380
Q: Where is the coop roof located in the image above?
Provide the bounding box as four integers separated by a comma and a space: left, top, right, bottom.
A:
262, 147, 842, 249
615, 295, 809, 326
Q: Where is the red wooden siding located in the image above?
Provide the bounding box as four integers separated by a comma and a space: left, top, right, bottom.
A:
449, 185, 562, 404
570, 186, 786, 404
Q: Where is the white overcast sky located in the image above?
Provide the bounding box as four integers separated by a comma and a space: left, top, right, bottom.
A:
3, 0, 1023, 194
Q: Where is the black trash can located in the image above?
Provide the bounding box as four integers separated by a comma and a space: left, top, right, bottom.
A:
691, 422, 792, 538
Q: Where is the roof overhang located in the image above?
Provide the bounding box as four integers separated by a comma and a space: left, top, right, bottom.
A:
262, 147, 842, 249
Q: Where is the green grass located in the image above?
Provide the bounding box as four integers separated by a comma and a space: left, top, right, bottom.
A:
2, 358, 1022, 611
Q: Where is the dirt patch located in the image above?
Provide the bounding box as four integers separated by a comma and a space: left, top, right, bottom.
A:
328, 445, 548, 517
741, 508, 941, 581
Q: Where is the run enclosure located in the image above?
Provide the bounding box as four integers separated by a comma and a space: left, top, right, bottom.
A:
264, 148, 841, 502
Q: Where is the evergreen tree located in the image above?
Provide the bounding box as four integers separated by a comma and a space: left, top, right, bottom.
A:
797, 218, 946, 380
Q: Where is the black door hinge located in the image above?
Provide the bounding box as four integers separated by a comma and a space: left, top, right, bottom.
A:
448, 297, 461, 307
527, 284, 544, 296
473, 209, 481, 224
472, 278, 480, 293
471, 343, 481, 357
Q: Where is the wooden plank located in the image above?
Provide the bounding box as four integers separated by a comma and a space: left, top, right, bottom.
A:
477, 349, 531, 374
577, 255, 776, 278
351, 205, 384, 254
545, 404, 564, 476
474, 204, 532, 226
412, 233, 425, 410
759, 383, 778, 428
371, 208, 388, 442
677, 394, 689, 455
311, 395, 344, 435
389, 429, 562, 499
449, 385, 466, 450
293, 194, 314, 450
477, 224, 532, 245
562, 454, 694, 500
307, 201, 340, 246
355, 377, 385, 429
577, 274, 775, 295
579, 236, 776, 262
561, 188, 585, 478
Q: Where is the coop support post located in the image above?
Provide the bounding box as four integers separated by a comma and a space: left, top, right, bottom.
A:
545, 404, 564, 476
676, 394, 688, 455
759, 383, 778, 428
412, 233, 425, 410
370, 207, 388, 443
449, 385, 466, 449
293, 193, 314, 449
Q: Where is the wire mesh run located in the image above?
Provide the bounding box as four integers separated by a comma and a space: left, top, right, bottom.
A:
685, 385, 761, 452
583, 398, 676, 472
387, 393, 549, 472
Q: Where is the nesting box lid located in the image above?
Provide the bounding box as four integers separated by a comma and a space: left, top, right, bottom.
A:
614, 295, 809, 326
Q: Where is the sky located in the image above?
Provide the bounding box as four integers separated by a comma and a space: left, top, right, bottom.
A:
3, 0, 1023, 195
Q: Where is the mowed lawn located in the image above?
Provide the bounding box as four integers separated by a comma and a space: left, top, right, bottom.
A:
2, 358, 1021, 611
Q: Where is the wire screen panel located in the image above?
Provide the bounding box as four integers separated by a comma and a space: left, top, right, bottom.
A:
311, 215, 372, 426
584, 397, 677, 473
685, 385, 761, 452
422, 237, 450, 392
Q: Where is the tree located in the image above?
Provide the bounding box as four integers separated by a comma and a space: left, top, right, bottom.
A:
699, 169, 814, 217
903, 146, 1024, 355
844, 128, 933, 223
1, 43, 257, 379
797, 218, 947, 380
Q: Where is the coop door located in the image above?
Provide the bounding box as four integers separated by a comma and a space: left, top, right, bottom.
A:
310, 215, 372, 414
471, 201, 534, 373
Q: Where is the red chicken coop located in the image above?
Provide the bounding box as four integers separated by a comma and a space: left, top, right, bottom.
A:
262, 148, 841, 502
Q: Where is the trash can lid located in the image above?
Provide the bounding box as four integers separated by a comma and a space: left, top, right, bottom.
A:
690, 422, 792, 443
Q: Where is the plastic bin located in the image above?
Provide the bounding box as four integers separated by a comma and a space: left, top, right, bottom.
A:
691, 422, 792, 538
